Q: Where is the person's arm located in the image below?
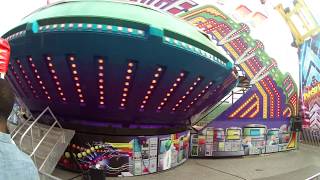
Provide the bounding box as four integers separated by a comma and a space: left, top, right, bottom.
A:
27, 161, 40, 180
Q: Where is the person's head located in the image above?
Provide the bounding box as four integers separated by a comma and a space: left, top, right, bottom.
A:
0, 79, 14, 132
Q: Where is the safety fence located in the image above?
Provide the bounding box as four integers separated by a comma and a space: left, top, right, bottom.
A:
301, 129, 320, 146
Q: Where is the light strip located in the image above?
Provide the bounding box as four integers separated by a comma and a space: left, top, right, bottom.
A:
67, 55, 85, 104
172, 76, 202, 111
8, 64, 27, 96
164, 36, 226, 66
139, 66, 164, 110
97, 58, 106, 106
38, 23, 145, 38
27, 57, 51, 100
157, 71, 187, 111
5, 30, 26, 41
183, 81, 214, 112
16, 59, 38, 98
120, 61, 137, 108
45, 56, 66, 102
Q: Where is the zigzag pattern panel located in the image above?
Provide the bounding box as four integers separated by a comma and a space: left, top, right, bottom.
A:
308, 97, 320, 129
228, 93, 260, 119
180, 5, 298, 119
205, 86, 290, 129
300, 34, 320, 129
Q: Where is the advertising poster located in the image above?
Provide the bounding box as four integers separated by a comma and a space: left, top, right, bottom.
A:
190, 134, 199, 156
133, 136, 159, 175
158, 131, 190, 171
158, 137, 172, 171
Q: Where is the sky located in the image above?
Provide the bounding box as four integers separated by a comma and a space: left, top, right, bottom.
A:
0, 0, 315, 85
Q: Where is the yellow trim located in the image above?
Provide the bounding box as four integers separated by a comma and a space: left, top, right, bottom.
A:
186, 13, 269, 119
276, 0, 320, 46
241, 64, 268, 119
240, 101, 258, 118
108, 143, 132, 149
249, 100, 260, 118
181, 7, 227, 20
189, 17, 208, 24
214, 31, 268, 118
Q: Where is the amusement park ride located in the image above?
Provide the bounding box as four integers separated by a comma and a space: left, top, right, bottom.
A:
1, 0, 306, 178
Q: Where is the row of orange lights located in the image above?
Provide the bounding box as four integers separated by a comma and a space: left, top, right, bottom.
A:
16, 59, 38, 98
68, 56, 85, 103
140, 66, 164, 110
27, 57, 51, 100
229, 93, 258, 118
9, 64, 27, 96
46, 56, 67, 102
252, 58, 279, 118
267, 77, 281, 118
157, 72, 186, 111
97, 58, 105, 106
120, 61, 136, 108
172, 77, 202, 111
251, 56, 272, 118
183, 81, 213, 112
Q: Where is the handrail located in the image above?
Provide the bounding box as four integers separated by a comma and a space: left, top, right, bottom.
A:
305, 172, 320, 180
192, 85, 251, 127
19, 107, 51, 148
39, 132, 64, 171
30, 121, 57, 157
47, 107, 64, 130
39, 171, 62, 180
47, 107, 65, 143
13, 106, 67, 178
11, 115, 34, 139
192, 93, 232, 126
19, 106, 65, 158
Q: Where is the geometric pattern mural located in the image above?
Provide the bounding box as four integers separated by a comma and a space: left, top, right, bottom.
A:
300, 34, 320, 129
180, 5, 298, 122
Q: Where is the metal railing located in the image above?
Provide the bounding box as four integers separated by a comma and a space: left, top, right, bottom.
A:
18, 107, 66, 168
306, 172, 320, 180
192, 93, 232, 127
11, 115, 34, 139
301, 129, 320, 146
192, 85, 251, 128
39, 171, 62, 180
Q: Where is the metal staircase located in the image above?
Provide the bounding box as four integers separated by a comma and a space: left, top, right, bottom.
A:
191, 66, 251, 130
9, 107, 75, 180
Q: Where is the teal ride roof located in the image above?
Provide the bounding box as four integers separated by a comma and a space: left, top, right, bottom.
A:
17, 0, 230, 63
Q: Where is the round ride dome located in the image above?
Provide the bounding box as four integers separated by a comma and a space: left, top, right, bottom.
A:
3, 0, 236, 135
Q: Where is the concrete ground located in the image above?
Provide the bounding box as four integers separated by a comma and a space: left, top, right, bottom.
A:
53, 144, 320, 180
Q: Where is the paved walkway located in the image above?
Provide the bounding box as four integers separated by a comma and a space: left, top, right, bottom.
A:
53, 144, 320, 180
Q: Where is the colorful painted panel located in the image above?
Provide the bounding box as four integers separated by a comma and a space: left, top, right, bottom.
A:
190, 124, 295, 158
180, 6, 298, 120
58, 131, 190, 177
300, 34, 320, 129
